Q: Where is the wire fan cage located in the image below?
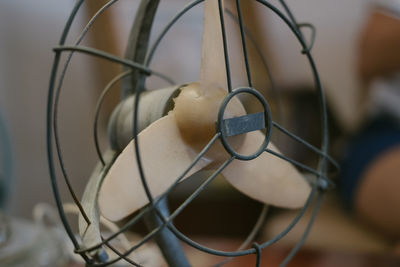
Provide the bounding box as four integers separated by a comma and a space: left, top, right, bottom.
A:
47, 0, 338, 266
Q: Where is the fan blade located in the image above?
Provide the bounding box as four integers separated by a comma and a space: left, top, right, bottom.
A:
222, 130, 311, 208
99, 113, 210, 221
200, 0, 226, 90
173, 0, 234, 155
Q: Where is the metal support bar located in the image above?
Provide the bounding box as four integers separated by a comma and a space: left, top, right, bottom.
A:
222, 112, 265, 137
122, 0, 160, 98
144, 197, 191, 267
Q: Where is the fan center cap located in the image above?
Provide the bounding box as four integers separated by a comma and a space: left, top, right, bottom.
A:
217, 87, 272, 161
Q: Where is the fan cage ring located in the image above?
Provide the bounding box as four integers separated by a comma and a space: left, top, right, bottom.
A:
217, 87, 273, 161
47, 0, 337, 266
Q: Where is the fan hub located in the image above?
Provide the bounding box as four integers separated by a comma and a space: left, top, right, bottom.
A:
217, 87, 273, 161
173, 82, 246, 161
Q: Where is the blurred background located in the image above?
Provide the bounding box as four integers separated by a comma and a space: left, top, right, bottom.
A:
0, 0, 399, 266
0, 0, 367, 220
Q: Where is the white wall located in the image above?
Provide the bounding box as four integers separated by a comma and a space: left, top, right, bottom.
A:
263, 0, 370, 130
0, 0, 99, 218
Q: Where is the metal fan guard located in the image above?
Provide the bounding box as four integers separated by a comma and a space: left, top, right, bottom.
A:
47, 0, 337, 266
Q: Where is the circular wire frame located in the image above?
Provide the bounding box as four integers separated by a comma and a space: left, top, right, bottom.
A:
217, 87, 273, 161
47, 0, 337, 266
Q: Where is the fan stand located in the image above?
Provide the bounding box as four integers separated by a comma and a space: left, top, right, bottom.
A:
117, 1, 192, 264
143, 197, 190, 266
108, 86, 190, 266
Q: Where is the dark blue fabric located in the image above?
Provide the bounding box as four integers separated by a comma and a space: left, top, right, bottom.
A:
340, 116, 400, 209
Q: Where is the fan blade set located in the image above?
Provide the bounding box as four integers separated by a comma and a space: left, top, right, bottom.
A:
99, 0, 311, 222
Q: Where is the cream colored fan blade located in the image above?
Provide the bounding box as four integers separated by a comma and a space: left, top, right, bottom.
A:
99, 0, 227, 221
222, 131, 311, 208
200, 0, 226, 89
172, 0, 233, 157
195, 0, 311, 207
98, 113, 210, 221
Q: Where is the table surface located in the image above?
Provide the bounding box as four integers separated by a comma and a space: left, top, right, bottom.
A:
65, 237, 400, 266
184, 238, 400, 267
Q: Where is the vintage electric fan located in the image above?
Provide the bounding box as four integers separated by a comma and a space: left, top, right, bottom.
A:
47, 0, 337, 266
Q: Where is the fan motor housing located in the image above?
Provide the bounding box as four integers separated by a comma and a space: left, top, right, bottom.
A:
108, 86, 180, 151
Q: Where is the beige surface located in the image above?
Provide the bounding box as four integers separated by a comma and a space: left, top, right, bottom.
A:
263, 194, 391, 253
355, 146, 400, 239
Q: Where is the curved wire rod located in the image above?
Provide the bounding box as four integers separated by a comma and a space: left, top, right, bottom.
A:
52, 117, 90, 224
55, 46, 150, 77
240, 205, 268, 249
218, 0, 233, 92
84, 166, 319, 266
272, 121, 339, 171
130, 0, 205, 211
51, 0, 122, 227
63, 202, 134, 265
280, 191, 324, 267
135, 156, 237, 263
84, 156, 234, 266
297, 23, 316, 54
93, 65, 174, 166
278, 0, 316, 54
52, 0, 169, 186
101, 236, 143, 267
132, 127, 223, 234
122, 8, 182, 209
167, 156, 235, 221
131, 73, 155, 206
166, 182, 318, 257
52, 1, 171, 219
264, 148, 331, 183
260, 183, 317, 249
94, 70, 132, 166
75, 133, 221, 254
278, 0, 298, 27
46, 1, 107, 263
76, 0, 120, 46
224, 9, 283, 125
145, 0, 204, 67
255, 0, 329, 159
252, 243, 262, 267
84, 115, 327, 262
50, 0, 140, 228
52, 47, 174, 86
213, 205, 268, 267
88, 226, 158, 267
47, 0, 90, 252
235, 0, 253, 88
53, 46, 175, 85
76, 197, 153, 254
168, 223, 252, 257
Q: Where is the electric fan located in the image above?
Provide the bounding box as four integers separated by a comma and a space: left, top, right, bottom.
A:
47, 0, 337, 266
